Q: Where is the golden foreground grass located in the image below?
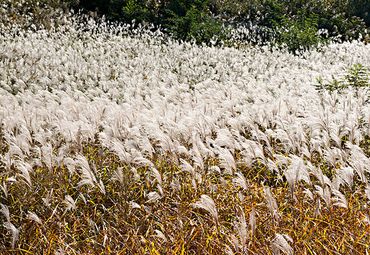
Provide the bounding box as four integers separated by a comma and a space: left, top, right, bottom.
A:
0, 135, 369, 254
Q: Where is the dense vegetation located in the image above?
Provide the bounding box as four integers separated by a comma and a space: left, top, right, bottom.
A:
1, 0, 370, 52
1, 1, 370, 254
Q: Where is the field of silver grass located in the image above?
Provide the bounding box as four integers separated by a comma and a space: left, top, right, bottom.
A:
0, 17, 370, 254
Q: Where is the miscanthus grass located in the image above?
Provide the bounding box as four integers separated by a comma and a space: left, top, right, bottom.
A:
0, 12, 370, 254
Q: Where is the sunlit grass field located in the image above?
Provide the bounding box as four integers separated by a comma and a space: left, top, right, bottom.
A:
0, 16, 370, 254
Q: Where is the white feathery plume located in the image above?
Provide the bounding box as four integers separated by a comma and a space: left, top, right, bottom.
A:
314, 185, 331, 207
190, 145, 204, 170
154, 229, 168, 243
146, 191, 161, 203
3, 222, 19, 249
249, 207, 256, 238
308, 164, 328, 187
97, 179, 106, 195
234, 208, 248, 249
157, 183, 164, 196
42, 188, 53, 208
266, 159, 280, 175
129, 201, 141, 210
209, 165, 221, 175
244, 140, 265, 162
233, 172, 248, 190
41, 143, 53, 170
0, 182, 8, 198
218, 148, 236, 175
365, 184, 370, 201
139, 136, 155, 157
192, 134, 214, 158
314, 198, 321, 217
274, 154, 290, 168
8, 142, 24, 160
300, 144, 311, 159
215, 128, 235, 150
27, 211, 42, 224
75, 155, 97, 187
303, 188, 314, 201
130, 167, 141, 182
112, 167, 125, 185
111, 139, 132, 163
174, 142, 189, 156
150, 167, 162, 186
335, 166, 354, 188
284, 155, 310, 197
323, 147, 344, 168
193, 194, 219, 224
271, 233, 293, 255
63, 157, 76, 175
273, 128, 294, 152
0, 203, 10, 223
63, 195, 77, 211
252, 128, 272, 152
264, 187, 280, 221
15, 160, 32, 187
180, 159, 195, 176
331, 189, 348, 209
75, 155, 106, 194
157, 132, 175, 152
346, 142, 370, 183
133, 156, 154, 169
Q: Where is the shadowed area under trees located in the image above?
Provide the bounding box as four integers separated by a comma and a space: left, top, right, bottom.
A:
1, 0, 370, 52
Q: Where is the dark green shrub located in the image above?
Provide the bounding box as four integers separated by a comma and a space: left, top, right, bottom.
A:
121, 0, 152, 23
316, 64, 370, 93
162, 0, 226, 43
212, 0, 369, 52
274, 14, 323, 53
3, 0, 370, 50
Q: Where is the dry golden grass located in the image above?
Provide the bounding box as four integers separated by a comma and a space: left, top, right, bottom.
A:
0, 136, 369, 254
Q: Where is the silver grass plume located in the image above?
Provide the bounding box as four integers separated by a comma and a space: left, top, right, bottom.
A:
154, 229, 168, 243
111, 139, 132, 163
284, 155, 310, 199
335, 167, 354, 188
63, 157, 76, 175
314, 185, 331, 207
150, 167, 162, 186
331, 189, 348, 209
347, 142, 370, 182
264, 187, 280, 221
249, 207, 256, 238
233, 172, 248, 190
3, 222, 19, 249
15, 160, 32, 187
146, 191, 161, 203
234, 207, 249, 251
112, 167, 126, 185
75, 155, 97, 187
218, 148, 236, 175
133, 156, 154, 169
27, 211, 42, 224
271, 233, 293, 255
75, 155, 105, 194
180, 159, 195, 176
190, 145, 204, 170
366, 184, 370, 201
193, 194, 219, 224
0, 182, 8, 198
63, 195, 77, 211
215, 128, 235, 150
0, 203, 10, 222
